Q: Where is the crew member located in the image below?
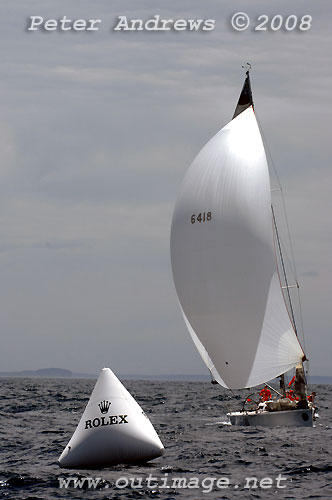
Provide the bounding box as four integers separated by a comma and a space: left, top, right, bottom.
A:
307, 391, 316, 403
286, 390, 299, 401
259, 385, 272, 402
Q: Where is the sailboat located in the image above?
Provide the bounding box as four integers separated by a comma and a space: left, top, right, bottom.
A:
170, 66, 315, 427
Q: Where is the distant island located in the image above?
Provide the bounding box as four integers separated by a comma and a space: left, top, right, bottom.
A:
0, 368, 95, 379
0, 368, 331, 384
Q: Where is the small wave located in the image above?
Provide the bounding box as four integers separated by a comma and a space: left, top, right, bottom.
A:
0, 473, 42, 488
285, 464, 332, 475
7, 404, 40, 414
23, 385, 38, 392
205, 417, 231, 426
217, 419, 231, 426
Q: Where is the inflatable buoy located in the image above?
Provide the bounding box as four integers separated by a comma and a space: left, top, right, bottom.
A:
58, 368, 164, 468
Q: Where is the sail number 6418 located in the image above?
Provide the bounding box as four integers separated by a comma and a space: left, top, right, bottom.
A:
191, 212, 212, 224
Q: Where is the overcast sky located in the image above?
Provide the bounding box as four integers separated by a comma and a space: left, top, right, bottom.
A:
0, 1, 331, 378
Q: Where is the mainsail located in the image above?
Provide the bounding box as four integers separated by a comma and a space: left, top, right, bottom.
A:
170, 73, 304, 390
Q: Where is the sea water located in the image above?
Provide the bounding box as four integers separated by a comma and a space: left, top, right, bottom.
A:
0, 378, 331, 499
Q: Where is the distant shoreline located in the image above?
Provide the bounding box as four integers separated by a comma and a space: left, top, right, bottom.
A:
0, 368, 331, 384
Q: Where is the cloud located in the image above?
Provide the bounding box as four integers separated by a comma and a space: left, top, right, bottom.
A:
0, 0, 331, 376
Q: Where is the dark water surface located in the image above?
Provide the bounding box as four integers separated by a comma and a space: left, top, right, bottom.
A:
0, 378, 331, 499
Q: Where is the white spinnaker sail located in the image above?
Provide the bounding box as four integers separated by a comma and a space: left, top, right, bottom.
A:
170, 107, 304, 389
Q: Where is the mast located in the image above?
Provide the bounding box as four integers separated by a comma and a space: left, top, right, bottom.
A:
294, 364, 309, 408
271, 204, 299, 337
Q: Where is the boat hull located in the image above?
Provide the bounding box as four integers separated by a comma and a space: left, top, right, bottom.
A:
227, 408, 313, 427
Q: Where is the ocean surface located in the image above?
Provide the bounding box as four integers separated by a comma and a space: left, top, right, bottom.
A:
0, 378, 331, 499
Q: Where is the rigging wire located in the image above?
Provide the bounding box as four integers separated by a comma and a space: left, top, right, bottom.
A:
256, 115, 307, 356
257, 116, 299, 282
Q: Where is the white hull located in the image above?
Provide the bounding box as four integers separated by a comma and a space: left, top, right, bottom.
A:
227, 408, 313, 427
